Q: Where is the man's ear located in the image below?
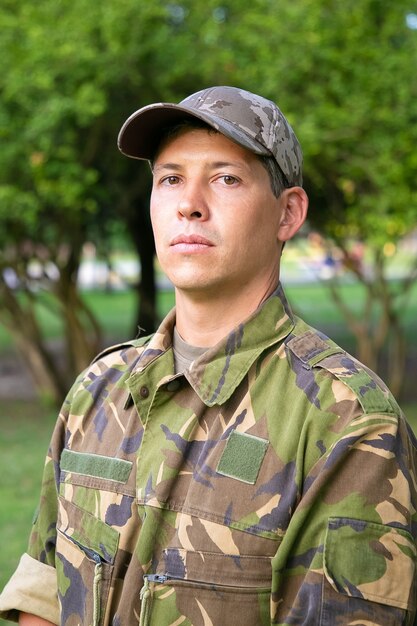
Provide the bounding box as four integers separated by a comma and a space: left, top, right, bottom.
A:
277, 187, 308, 242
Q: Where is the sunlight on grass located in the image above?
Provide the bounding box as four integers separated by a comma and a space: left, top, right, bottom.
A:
0, 403, 56, 604
1, 280, 416, 352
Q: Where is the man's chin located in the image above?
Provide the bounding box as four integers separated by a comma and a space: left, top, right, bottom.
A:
172, 278, 226, 299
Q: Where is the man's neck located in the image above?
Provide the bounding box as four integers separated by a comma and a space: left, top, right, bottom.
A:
174, 278, 280, 348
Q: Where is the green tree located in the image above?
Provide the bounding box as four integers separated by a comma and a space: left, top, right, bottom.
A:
1, 0, 416, 403
275, 0, 417, 396
0, 0, 248, 403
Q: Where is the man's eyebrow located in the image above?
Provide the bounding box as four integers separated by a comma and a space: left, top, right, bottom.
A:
152, 162, 182, 173
153, 160, 247, 172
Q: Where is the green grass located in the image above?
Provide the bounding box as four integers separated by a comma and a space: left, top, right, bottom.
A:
0, 288, 176, 352
0, 402, 57, 612
285, 281, 417, 331
404, 405, 417, 430
1, 279, 416, 352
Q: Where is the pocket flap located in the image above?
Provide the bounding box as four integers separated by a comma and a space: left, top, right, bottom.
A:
324, 517, 416, 610
58, 496, 119, 564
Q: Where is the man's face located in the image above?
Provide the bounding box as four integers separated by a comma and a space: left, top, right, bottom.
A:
150, 128, 285, 300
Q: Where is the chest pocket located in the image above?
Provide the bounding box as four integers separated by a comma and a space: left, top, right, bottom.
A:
140, 547, 272, 626
56, 496, 119, 626
57, 449, 136, 626
321, 517, 416, 625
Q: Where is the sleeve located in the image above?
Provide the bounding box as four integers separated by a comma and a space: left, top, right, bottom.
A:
0, 387, 73, 624
271, 410, 417, 626
0, 554, 58, 624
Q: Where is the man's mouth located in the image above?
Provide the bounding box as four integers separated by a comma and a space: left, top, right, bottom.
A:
170, 234, 215, 249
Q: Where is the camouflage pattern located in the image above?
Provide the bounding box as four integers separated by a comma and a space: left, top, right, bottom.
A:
117, 86, 303, 186
1, 284, 416, 625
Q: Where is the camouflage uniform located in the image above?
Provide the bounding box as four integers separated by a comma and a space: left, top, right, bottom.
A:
0, 284, 416, 625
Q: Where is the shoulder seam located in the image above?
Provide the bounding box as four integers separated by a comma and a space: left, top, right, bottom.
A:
92, 334, 154, 363
287, 330, 397, 415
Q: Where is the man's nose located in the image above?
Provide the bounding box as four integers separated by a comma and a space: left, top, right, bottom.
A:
177, 184, 209, 220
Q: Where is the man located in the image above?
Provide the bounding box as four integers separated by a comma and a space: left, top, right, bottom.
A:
1, 86, 416, 626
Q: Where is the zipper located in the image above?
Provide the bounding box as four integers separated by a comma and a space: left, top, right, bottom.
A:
65, 535, 103, 626
143, 572, 270, 589
145, 574, 171, 584
139, 574, 236, 626
138, 571, 271, 625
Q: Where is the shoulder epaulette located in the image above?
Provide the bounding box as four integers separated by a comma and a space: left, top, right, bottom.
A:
92, 334, 154, 364
286, 330, 342, 366
286, 330, 398, 415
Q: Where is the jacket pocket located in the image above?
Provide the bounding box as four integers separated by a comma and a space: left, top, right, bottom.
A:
56, 496, 120, 626
140, 548, 272, 626
322, 517, 416, 625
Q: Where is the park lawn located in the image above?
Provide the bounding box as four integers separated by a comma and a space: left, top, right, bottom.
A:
0, 402, 57, 611
0, 279, 417, 351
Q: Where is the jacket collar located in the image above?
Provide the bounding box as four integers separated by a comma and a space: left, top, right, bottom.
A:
135, 283, 295, 406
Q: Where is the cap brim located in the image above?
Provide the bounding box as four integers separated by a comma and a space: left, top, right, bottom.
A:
117, 102, 271, 160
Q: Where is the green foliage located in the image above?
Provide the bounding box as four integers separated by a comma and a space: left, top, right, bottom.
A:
2, 0, 416, 252
276, 0, 417, 248
0, 0, 416, 396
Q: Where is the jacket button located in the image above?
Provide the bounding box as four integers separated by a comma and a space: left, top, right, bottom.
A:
140, 386, 149, 398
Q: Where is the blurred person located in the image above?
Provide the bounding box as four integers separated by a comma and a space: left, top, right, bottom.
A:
1, 86, 416, 626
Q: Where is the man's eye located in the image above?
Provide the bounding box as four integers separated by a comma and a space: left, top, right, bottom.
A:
161, 175, 180, 185
221, 175, 238, 185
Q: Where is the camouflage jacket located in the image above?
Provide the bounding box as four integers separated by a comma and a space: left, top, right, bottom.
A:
1, 284, 416, 625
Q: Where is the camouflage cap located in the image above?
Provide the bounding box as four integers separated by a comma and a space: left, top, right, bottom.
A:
118, 86, 303, 186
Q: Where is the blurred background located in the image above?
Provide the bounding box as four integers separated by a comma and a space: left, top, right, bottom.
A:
1, 0, 417, 603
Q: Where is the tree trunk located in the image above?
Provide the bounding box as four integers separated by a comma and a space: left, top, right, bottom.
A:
13, 331, 68, 406
0, 284, 68, 405
123, 184, 158, 335
326, 247, 409, 399
0, 242, 104, 406
55, 248, 102, 374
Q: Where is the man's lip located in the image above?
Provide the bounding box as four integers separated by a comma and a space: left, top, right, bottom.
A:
170, 234, 214, 246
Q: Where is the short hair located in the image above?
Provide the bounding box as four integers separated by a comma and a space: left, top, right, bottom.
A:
151, 119, 290, 198
257, 155, 290, 198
